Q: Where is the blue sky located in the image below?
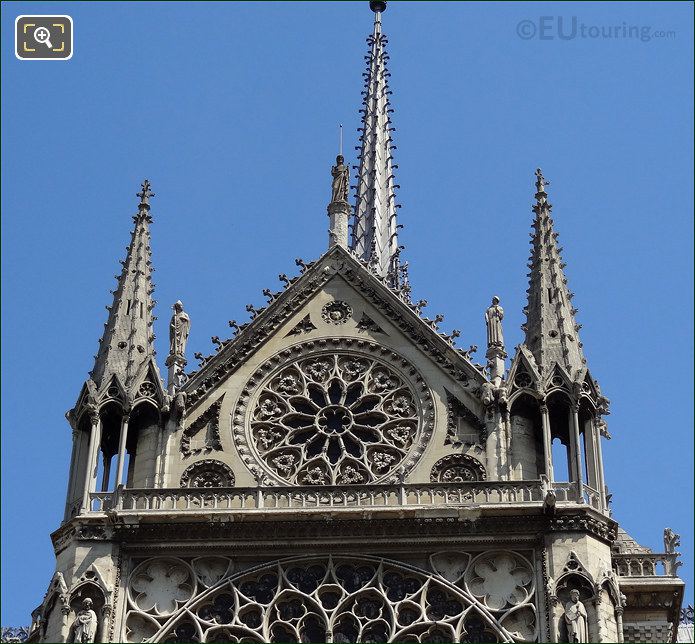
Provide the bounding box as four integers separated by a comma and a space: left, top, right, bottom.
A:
2, 0, 693, 625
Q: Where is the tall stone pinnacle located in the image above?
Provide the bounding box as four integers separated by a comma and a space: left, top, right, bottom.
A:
350, 0, 402, 288
522, 169, 586, 377
90, 180, 159, 390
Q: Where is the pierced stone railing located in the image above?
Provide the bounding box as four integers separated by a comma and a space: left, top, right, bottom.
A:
87, 481, 550, 514
613, 553, 682, 578
552, 482, 603, 511
88, 491, 115, 513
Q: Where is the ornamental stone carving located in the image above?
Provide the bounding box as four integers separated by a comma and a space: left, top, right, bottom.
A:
129, 559, 195, 617
464, 551, 534, 611
321, 300, 353, 325
233, 339, 433, 486
181, 397, 224, 457
180, 460, 235, 488
430, 454, 486, 483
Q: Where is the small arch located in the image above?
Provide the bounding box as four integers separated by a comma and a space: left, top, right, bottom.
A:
509, 393, 544, 480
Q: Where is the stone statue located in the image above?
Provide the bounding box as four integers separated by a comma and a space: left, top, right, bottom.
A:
169, 301, 190, 358
70, 598, 97, 643
564, 589, 588, 643
664, 527, 680, 553
330, 155, 349, 203
485, 296, 504, 348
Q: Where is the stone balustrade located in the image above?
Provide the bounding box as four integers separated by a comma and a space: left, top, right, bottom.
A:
613, 552, 682, 578
84, 480, 564, 515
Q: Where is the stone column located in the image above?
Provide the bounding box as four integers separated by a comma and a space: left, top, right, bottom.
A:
485, 412, 501, 480
593, 418, 608, 512
583, 417, 599, 498
328, 201, 350, 249
615, 604, 625, 643
540, 403, 554, 481
81, 411, 102, 511
595, 595, 607, 642
100, 452, 112, 492
570, 404, 583, 501
64, 427, 80, 521
115, 413, 130, 487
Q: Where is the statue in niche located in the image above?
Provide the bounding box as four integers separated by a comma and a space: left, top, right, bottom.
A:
70, 598, 97, 643
169, 300, 191, 358
563, 589, 588, 643
330, 155, 349, 203
485, 296, 504, 348
664, 527, 680, 553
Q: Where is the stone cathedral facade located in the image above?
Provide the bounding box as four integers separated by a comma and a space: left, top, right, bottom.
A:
27, 3, 685, 643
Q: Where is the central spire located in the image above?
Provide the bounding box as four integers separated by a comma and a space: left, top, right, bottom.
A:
350, 1, 402, 288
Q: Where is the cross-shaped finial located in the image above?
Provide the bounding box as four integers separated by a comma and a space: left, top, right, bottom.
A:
535, 168, 549, 191
137, 179, 155, 208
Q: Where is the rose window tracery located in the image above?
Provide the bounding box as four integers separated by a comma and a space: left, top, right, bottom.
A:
235, 343, 432, 485
125, 554, 537, 643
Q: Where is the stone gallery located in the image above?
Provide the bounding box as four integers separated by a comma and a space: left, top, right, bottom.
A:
26, 3, 685, 643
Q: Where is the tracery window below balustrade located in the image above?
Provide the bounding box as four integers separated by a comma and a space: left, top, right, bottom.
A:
123, 553, 538, 643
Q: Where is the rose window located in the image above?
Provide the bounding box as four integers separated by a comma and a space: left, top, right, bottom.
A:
235, 344, 432, 486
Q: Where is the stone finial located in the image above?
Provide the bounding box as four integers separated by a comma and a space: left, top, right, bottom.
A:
136, 179, 155, 209
534, 167, 548, 194
663, 527, 680, 553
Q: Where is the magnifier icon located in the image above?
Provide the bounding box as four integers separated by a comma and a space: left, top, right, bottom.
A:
34, 26, 53, 49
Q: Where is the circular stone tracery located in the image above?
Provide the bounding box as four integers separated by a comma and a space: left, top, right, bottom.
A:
234, 341, 433, 486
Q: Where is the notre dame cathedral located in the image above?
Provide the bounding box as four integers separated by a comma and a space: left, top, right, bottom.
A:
25, 3, 685, 643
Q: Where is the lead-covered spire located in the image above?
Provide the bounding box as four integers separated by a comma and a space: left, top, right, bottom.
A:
90, 180, 159, 390
350, 1, 402, 288
523, 169, 586, 377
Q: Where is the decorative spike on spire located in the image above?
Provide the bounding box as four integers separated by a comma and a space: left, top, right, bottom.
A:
90, 180, 160, 389
350, 0, 402, 288
136, 179, 155, 209
522, 168, 586, 377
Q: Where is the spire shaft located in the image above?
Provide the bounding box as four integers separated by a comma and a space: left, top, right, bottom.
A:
350, 3, 401, 287
90, 180, 158, 389
523, 169, 586, 376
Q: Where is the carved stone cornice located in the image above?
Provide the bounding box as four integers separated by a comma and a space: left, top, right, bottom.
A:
111, 514, 548, 546
549, 511, 618, 544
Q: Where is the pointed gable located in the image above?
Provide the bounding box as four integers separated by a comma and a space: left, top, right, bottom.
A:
183, 245, 486, 409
